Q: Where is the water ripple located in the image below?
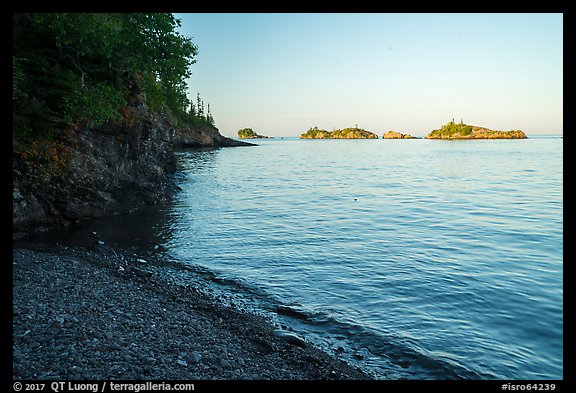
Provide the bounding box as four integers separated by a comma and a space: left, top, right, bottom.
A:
37, 138, 562, 380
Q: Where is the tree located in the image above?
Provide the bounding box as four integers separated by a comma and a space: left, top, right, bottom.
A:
13, 13, 204, 139
196, 93, 203, 117
206, 104, 214, 125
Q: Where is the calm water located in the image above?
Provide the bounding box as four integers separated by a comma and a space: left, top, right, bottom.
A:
27, 137, 563, 379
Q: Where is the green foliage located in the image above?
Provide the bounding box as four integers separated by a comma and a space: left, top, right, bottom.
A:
237, 128, 258, 138
62, 82, 127, 127
427, 120, 474, 138
13, 13, 209, 141
426, 120, 527, 139
300, 126, 378, 139
237, 127, 270, 138
300, 127, 327, 139
140, 72, 166, 113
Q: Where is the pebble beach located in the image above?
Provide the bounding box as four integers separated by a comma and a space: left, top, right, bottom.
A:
12, 243, 372, 381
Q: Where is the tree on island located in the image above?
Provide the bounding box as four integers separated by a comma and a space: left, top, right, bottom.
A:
237, 128, 268, 138
426, 119, 527, 139
300, 126, 378, 139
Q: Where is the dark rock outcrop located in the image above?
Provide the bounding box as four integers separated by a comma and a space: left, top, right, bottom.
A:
13, 105, 253, 239
13, 105, 178, 239
175, 126, 255, 148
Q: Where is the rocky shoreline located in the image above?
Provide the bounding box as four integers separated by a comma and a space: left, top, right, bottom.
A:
12, 243, 373, 381
13, 88, 254, 241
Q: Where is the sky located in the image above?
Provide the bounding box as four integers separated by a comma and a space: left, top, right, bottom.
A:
173, 13, 563, 138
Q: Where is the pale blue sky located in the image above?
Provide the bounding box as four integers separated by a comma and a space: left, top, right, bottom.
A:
174, 13, 563, 137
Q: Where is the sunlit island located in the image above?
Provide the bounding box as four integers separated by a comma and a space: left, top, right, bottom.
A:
425, 120, 527, 139
382, 131, 419, 139
300, 127, 378, 139
237, 128, 270, 139
298, 121, 527, 140
299, 128, 419, 139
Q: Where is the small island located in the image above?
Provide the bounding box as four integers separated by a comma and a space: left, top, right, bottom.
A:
300, 127, 378, 139
425, 120, 527, 139
382, 131, 418, 139
237, 128, 269, 139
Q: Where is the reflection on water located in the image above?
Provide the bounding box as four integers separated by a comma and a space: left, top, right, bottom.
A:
18, 138, 563, 380
21, 147, 223, 253
21, 204, 175, 255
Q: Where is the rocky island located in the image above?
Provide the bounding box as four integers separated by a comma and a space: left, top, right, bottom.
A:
382, 131, 418, 139
300, 127, 378, 139
237, 128, 270, 139
425, 120, 527, 139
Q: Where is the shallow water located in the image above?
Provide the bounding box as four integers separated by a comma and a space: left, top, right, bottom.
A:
25, 136, 563, 379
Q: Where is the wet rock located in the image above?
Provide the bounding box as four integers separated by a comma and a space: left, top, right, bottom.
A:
273, 330, 307, 348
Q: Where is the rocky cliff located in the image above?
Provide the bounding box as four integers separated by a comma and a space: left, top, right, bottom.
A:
13, 101, 253, 239
176, 126, 255, 148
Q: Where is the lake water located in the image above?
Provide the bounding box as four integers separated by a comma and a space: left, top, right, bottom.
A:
26, 136, 563, 379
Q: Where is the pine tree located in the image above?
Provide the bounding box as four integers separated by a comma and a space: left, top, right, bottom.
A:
206, 103, 214, 125
196, 93, 203, 117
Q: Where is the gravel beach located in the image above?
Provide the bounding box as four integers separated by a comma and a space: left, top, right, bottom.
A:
12, 243, 373, 381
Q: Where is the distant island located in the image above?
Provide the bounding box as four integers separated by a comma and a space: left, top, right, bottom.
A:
300, 127, 378, 139
238, 128, 270, 139
296, 121, 527, 140
425, 120, 527, 139
382, 131, 419, 139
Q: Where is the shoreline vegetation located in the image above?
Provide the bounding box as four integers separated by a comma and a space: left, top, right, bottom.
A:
13, 243, 373, 380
